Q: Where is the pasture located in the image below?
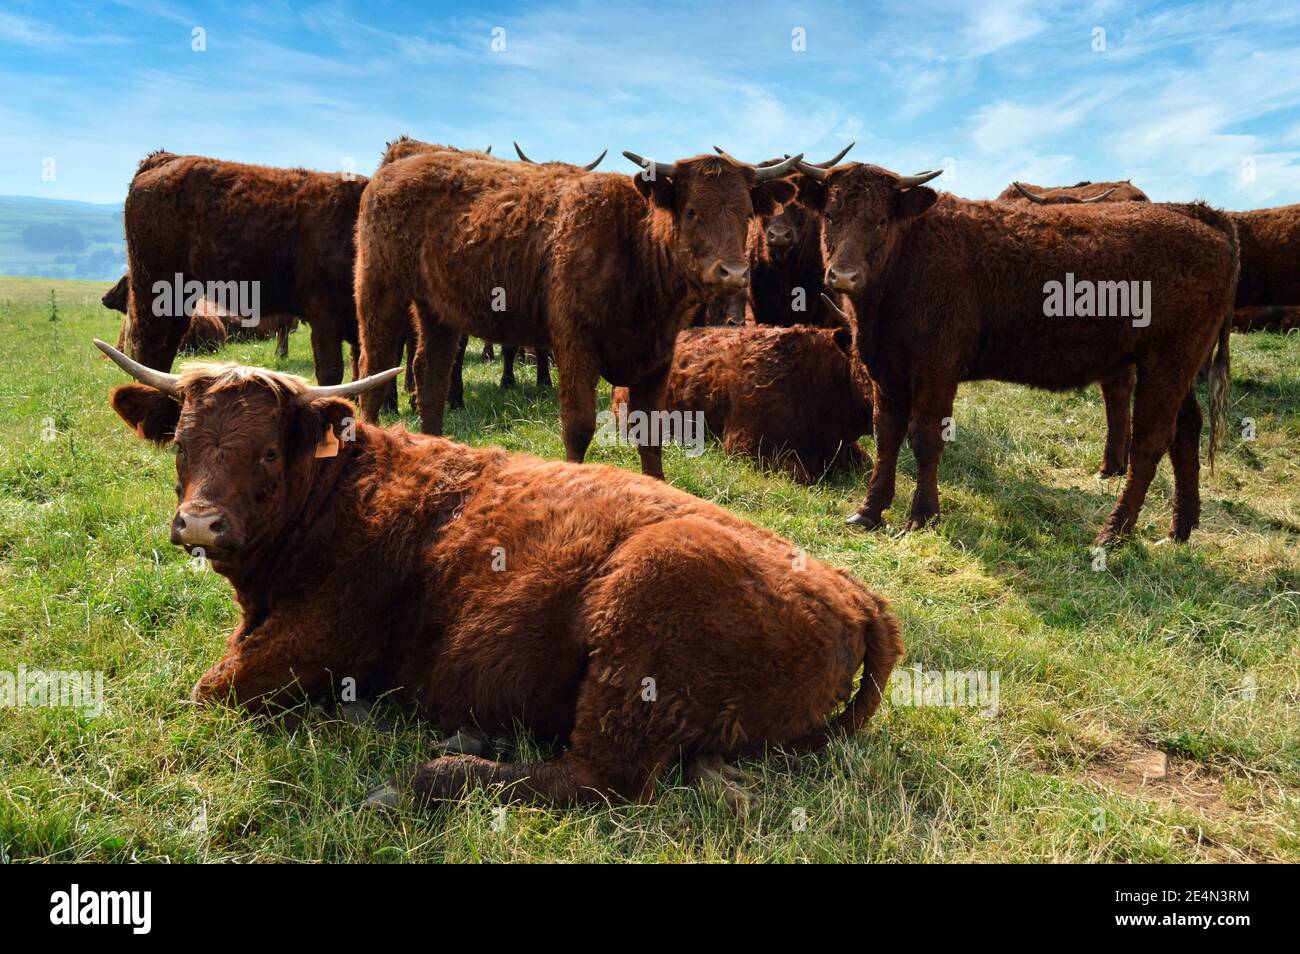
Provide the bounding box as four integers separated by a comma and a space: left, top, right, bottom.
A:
1, 276, 1297, 862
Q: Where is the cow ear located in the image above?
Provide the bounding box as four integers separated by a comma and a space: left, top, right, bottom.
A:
110, 384, 181, 444
831, 326, 853, 355
892, 186, 938, 220
751, 178, 796, 216
632, 172, 675, 209
292, 396, 356, 457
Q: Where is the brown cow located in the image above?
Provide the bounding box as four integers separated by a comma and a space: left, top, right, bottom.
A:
801, 160, 1237, 546
996, 180, 1151, 204
122, 151, 365, 384
354, 149, 802, 478
96, 339, 903, 809
612, 324, 873, 482
1230, 204, 1300, 312
996, 178, 1150, 477
1232, 304, 1300, 332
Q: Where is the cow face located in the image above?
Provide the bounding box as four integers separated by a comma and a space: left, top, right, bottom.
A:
761, 202, 814, 256
796, 164, 941, 296
631, 155, 798, 296
97, 342, 396, 569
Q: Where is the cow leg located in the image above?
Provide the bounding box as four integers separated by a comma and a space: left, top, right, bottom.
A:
1095, 368, 1184, 547
626, 365, 671, 479
1097, 366, 1135, 478
850, 387, 912, 529
1167, 388, 1203, 542
410, 302, 460, 435
306, 311, 346, 387
903, 383, 957, 531
500, 346, 518, 389
557, 354, 601, 464
275, 324, 290, 359
536, 349, 552, 389
448, 333, 468, 411
354, 274, 408, 423
481, 341, 495, 362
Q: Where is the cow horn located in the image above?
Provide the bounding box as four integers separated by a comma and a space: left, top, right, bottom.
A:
793, 158, 829, 181
896, 169, 943, 189
820, 293, 850, 324
485, 145, 492, 155
623, 151, 678, 178
1081, 186, 1118, 203
812, 142, 854, 168
582, 149, 607, 171
1012, 181, 1047, 203
513, 141, 535, 163
300, 367, 403, 402
94, 338, 181, 396
752, 153, 802, 181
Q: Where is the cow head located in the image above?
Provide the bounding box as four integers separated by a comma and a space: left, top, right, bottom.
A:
1005, 181, 1121, 204
795, 161, 943, 296
623, 150, 801, 296
96, 339, 399, 570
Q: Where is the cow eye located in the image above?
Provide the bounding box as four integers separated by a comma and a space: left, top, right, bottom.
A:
685, 207, 697, 221
263, 448, 278, 462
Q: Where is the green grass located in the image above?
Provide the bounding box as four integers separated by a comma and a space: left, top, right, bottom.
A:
1, 276, 1297, 863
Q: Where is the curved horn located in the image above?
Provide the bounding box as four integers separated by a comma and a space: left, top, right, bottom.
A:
1012, 181, 1047, 203
623, 151, 678, 178
94, 338, 181, 396
896, 169, 944, 189
820, 293, 850, 324
485, 145, 492, 155
513, 141, 535, 164
813, 142, 855, 168
793, 158, 829, 181
582, 149, 607, 171
752, 153, 802, 181
1081, 186, 1118, 203
300, 366, 403, 402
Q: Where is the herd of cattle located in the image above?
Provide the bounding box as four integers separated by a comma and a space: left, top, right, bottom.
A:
93, 137, 1298, 808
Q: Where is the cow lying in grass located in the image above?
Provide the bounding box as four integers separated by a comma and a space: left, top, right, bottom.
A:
96, 339, 902, 808
612, 325, 874, 483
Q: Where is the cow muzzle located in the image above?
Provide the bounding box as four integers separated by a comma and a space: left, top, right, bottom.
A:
826, 266, 863, 294
705, 261, 750, 291
765, 226, 795, 249
172, 507, 233, 553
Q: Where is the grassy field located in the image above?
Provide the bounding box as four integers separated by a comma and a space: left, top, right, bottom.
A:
1, 275, 1297, 863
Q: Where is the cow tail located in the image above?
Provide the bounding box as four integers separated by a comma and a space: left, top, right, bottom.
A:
1207, 212, 1237, 474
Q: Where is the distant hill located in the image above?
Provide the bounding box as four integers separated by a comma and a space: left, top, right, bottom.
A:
0, 195, 125, 281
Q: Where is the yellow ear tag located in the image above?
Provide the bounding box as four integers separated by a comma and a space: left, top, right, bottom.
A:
314, 424, 340, 459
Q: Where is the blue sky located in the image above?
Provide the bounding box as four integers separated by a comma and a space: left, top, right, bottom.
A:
3, 0, 1300, 206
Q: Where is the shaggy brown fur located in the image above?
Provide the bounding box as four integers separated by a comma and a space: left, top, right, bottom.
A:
107, 361, 903, 807
353, 151, 796, 478
1229, 204, 1300, 309
122, 152, 366, 383
613, 325, 873, 482
996, 179, 1151, 204
803, 164, 1237, 546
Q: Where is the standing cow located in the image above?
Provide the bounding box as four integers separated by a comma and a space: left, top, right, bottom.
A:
353, 149, 802, 478
801, 159, 1237, 545
1229, 204, 1300, 324
96, 340, 903, 808
121, 151, 365, 384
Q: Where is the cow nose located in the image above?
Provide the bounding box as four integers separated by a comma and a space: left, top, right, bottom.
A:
172, 508, 226, 548
709, 262, 750, 289
767, 226, 793, 247
827, 266, 862, 292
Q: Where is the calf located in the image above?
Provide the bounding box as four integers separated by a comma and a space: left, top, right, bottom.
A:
613, 324, 873, 482
353, 148, 802, 477
97, 339, 902, 808
801, 160, 1237, 546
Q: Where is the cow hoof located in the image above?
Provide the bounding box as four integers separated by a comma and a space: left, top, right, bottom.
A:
361, 781, 402, 811
846, 511, 881, 530
1096, 466, 1125, 479
433, 728, 487, 757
